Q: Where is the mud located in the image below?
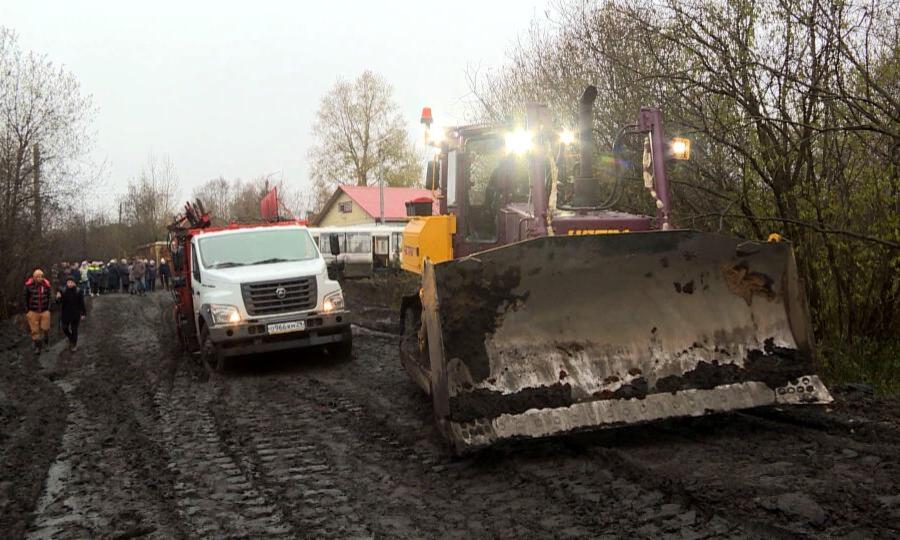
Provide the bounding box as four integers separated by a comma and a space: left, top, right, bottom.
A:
435, 259, 526, 382
744, 338, 816, 388
449, 382, 573, 423
0, 284, 898, 538
722, 260, 777, 305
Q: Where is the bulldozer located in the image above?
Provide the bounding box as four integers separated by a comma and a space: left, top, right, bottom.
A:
398, 87, 832, 454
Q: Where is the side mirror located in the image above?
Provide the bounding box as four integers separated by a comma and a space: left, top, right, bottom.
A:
329, 235, 341, 256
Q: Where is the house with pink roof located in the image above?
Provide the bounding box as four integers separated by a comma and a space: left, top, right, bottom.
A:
312, 185, 439, 227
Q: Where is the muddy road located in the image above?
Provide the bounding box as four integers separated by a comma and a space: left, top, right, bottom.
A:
1, 287, 898, 538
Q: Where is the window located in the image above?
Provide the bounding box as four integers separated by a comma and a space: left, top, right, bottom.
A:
374, 236, 390, 255
338, 201, 352, 213
198, 228, 319, 269
446, 150, 458, 207
464, 138, 510, 242
319, 233, 344, 253
391, 232, 403, 256
347, 232, 371, 254
191, 241, 201, 282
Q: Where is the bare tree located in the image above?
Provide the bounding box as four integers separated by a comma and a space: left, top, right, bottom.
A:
119, 153, 180, 245
0, 27, 95, 314
307, 70, 422, 205
469, 0, 899, 359
192, 175, 317, 223
192, 176, 233, 225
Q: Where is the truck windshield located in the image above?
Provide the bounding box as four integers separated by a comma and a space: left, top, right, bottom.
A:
199, 228, 319, 269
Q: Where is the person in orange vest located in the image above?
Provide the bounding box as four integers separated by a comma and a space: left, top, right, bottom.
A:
23, 268, 53, 354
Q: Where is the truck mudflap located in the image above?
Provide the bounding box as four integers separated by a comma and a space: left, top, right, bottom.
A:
419, 230, 832, 453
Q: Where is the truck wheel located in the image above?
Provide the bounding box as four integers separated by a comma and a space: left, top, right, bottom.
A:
328, 331, 353, 361
200, 326, 226, 372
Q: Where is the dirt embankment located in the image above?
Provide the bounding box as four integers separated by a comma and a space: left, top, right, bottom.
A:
341, 273, 417, 334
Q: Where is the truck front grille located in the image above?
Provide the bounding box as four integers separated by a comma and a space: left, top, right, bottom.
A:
241, 277, 317, 316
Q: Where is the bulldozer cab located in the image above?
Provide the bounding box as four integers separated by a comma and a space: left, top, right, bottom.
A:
450, 133, 532, 255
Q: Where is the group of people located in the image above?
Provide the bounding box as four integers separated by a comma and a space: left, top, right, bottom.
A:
55, 258, 172, 297
23, 257, 174, 355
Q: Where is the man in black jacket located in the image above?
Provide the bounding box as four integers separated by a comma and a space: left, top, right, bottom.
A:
118, 259, 130, 294
24, 268, 53, 354
106, 259, 119, 293
158, 258, 171, 290
56, 276, 87, 352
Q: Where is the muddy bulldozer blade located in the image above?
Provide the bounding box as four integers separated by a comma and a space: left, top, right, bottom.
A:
417, 230, 832, 453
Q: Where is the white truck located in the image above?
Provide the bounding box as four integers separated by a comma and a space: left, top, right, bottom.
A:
170, 216, 351, 371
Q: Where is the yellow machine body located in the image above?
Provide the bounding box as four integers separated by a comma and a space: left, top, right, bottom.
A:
401, 214, 456, 274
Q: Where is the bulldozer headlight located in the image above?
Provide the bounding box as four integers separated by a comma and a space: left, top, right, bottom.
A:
211, 304, 241, 325
559, 129, 576, 145
671, 137, 691, 160
428, 126, 446, 146
323, 290, 344, 313
505, 128, 533, 155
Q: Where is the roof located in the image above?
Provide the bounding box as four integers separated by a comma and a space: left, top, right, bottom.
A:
313, 185, 439, 225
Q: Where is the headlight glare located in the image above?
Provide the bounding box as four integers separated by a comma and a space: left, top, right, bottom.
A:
323, 291, 344, 313
211, 304, 241, 325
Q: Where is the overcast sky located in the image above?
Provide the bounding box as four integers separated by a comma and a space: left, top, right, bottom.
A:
2, 0, 549, 206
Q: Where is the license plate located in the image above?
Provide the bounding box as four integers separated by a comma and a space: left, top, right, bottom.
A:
267, 320, 306, 335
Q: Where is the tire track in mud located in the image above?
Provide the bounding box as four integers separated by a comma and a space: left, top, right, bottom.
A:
214, 389, 372, 538
213, 332, 736, 538
211, 359, 582, 537
26, 295, 182, 539
153, 371, 295, 538
26, 371, 106, 539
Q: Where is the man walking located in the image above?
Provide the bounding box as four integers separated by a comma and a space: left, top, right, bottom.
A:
131, 258, 146, 296
159, 258, 171, 290
147, 260, 157, 292
118, 259, 130, 293
79, 261, 90, 297
106, 259, 119, 293
56, 276, 87, 352
23, 268, 53, 355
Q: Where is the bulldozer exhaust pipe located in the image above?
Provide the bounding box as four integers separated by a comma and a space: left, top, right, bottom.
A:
572, 85, 599, 207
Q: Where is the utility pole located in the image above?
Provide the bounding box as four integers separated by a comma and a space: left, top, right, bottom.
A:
378, 177, 384, 225
33, 144, 41, 238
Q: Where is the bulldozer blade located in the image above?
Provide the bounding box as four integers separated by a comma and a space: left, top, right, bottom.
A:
420, 230, 832, 453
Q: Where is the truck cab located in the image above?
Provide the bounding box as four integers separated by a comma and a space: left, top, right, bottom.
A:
180, 223, 351, 369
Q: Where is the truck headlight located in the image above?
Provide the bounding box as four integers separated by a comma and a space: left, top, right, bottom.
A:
210, 304, 241, 325
323, 291, 344, 313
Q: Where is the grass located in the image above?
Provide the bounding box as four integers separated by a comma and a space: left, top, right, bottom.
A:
819, 337, 900, 396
